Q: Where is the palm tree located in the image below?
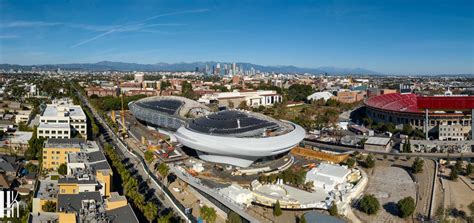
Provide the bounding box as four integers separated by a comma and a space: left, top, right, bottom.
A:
144, 202, 158, 223
200, 205, 217, 223
157, 163, 170, 186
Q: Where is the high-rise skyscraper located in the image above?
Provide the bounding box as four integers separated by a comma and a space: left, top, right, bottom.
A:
215, 63, 221, 76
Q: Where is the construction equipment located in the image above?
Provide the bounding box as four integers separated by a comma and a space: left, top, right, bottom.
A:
113, 88, 128, 139
111, 110, 116, 123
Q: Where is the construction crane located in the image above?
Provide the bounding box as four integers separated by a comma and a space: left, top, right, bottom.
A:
120, 92, 128, 138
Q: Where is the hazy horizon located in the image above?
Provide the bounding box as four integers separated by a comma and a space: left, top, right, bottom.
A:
0, 0, 473, 74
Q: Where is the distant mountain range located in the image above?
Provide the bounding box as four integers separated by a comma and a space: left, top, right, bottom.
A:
0, 61, 381, 75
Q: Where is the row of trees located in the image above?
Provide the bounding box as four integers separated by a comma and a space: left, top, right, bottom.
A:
449, 159, 472, 181
258, 168, 308, 188
90, 94, 147, 111
104, 143, 165, 222
362, 117, 425, 139
25, 126, 45, 160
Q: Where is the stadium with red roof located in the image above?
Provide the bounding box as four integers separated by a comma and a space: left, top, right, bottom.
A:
364, 92, 474, 140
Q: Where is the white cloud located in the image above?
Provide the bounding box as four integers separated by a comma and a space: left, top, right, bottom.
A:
0, 35, 18, 39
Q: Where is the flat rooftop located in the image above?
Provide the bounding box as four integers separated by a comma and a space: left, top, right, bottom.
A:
44, 138, 85, 149
365, 137, 391, 146
313, 163, 350, 179
38, 122, 71, 129
42, 104, 86, 118
57, 191, 102, 212
35, 180, 58, 199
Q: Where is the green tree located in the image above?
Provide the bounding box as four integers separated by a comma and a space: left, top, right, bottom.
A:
42, 200, 56, 212
160, 80, 172, 92
346, 157, 356, 168
326, 98, 339, 107
144, 202, 158, 223
402, 124, 413, 136
226, 211, 242, 223
287, 84, 313, 102
157, 162, 170, 185
18, 122, 31, 131
144, 150, 154, 163
58, 163, 67, 175
468, 201, 474, 217
403, 138, 412, 153
273, 200, 282, 217
362, 117, 373, 127
25, 162, 38, 173
359, 194, 380, 215
450, 166, 459, 181
200, 205, 217, 223
397, 196, 415, 218
328, 201, 339, 216
466, 163, 473, 175
364, 154, 375, 168
237, 101, 249, 110
157, 211, 174, 223
299, 214, 307, 223
181, 81, 199, 100
412, 157, 424, 174
26, 126, 45, 160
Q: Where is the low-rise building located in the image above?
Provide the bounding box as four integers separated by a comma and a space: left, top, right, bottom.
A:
305, 163, 350, 192
198, 90, 282, 108
364, 137, 392, 152
336, 90, 366, 103
218, 184, 254, 207
31, 139, 136, 223
15, 109, 33, 124
306, 91, 334, 102
438, 124, 468, 141
42, 139, 99, 170
85, 86, 118, 97
3, 131, 32, 153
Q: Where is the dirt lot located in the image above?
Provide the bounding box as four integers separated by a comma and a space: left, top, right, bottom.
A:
440, 170, 474, 219
355, 165, 416, 223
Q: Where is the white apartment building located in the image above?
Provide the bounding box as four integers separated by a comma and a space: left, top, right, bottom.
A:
198, 90, 282, 108
37, 98, 87, 139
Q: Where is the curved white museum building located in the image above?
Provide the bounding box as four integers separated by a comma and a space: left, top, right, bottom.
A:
175, 110, 306, 167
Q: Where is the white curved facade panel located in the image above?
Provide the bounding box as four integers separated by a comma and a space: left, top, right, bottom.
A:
175, 122, 306, 167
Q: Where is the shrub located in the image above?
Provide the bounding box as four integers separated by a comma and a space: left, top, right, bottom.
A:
359, 194, 380, 215
273, 200, 282, 216
397, 196, 415, 218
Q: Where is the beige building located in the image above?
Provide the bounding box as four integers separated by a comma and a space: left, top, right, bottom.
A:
336, 90, 366, 103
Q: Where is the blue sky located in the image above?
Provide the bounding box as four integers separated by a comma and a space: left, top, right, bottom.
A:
0, 0, 473, 74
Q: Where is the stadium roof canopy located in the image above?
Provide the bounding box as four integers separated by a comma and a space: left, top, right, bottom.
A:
365, 93, 474, 113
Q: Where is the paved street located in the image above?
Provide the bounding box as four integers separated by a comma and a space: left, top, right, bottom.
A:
74, 89, 191, 222
303, 140, 474, 158
413, 159, 436, 220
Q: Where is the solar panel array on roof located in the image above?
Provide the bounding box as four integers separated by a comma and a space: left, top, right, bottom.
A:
136, 99, 183, 115
188, 110, 279, 135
